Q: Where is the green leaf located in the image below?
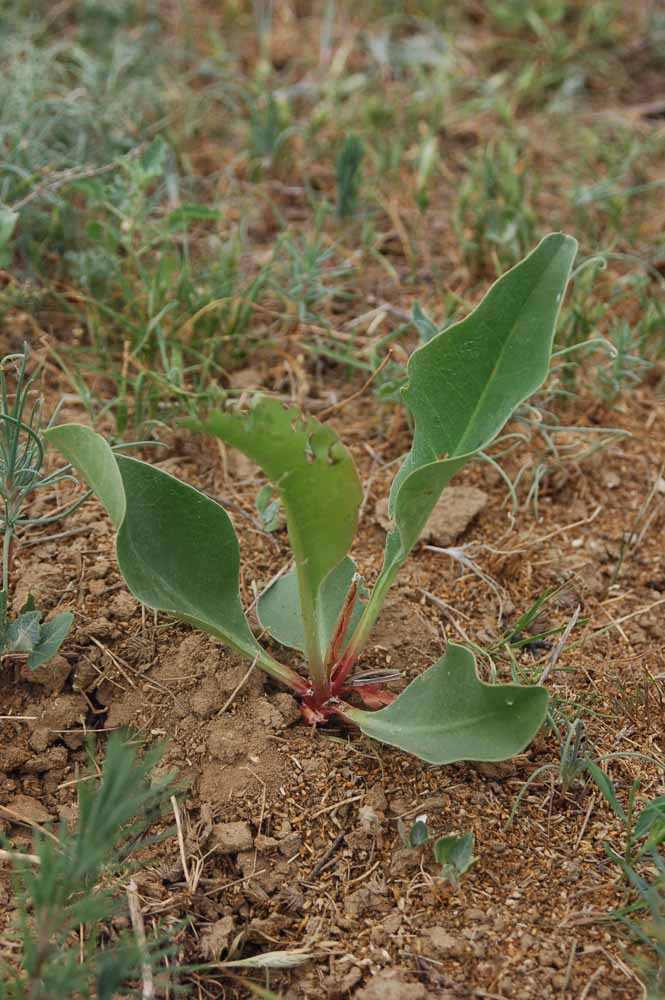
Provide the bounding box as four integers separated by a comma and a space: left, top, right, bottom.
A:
44, 425, 262, 663
412, 302, 439, 344
345, 642, 548, 764
585, 761, 627, 822
386, 233, 577, 571
139, 136, 168, 181
409, 817, 430, 847
257, 557, 364, 657
28, 612, 73, 670
635, 796, 665, 841
0, 209, 18, 266
6, 611, 42, 653
0, 208, 18, 248
44, 424, 126, 529
167, 203, 221, 229
256, 484, 281, 532
191, 396, 362, 668
433, 831, 475, 880
114, 455, 263, 660
20, 593, 37, 614
0, 597, 72, 668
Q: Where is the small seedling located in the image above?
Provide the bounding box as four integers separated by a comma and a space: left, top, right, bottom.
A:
336, 135, 364, 220
585, 764, 665, 867
398, 814, 430, 848
509, 716, 664, 828
584, 764, 665, 990
433, 832, 476, 889
396, 816, 477, 887
256, 484, 281, 533
414, 134, 438, 211
0, 347, 78, 670
508, 718, 587, 823
46, 234, 577, 766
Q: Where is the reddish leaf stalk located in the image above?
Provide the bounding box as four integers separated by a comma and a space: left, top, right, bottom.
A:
326, 576, 359, 668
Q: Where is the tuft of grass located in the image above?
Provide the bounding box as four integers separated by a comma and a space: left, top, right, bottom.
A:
455, 138, 536, 276
335, 134, 364, 220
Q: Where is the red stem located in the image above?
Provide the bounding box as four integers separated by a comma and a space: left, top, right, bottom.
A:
329, 647, 357, 697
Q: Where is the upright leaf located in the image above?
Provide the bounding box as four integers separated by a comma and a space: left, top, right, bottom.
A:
433, 831, 476, 886
344, 642, 548, 764
386, 233, 577, 570
192, 396, 362, 672
28, 612, 73, 670
257, 557, 364, 657
585, 761, 627, 823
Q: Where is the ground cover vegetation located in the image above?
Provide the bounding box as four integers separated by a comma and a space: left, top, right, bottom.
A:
0, 1, 664, 998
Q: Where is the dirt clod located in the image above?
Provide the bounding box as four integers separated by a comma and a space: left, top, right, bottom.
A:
271, 692, 301, 726
354, 972, 432, 1000
199, 915, 235, 960
211, 821, 253, 855
20, 655, 71, 694
425, 926, 465, 957
423, 486, 488, 546
4, 793, 53, 825
374, 486, 487, 547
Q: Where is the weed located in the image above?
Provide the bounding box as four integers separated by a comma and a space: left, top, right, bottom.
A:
433, 832, 476, 889
335, 134, 364, 220
0, 347, 78, 669
47, 234, 575, 765
396, 815, 476, 889
455, 139, 536, 276
1, 734, 178, 999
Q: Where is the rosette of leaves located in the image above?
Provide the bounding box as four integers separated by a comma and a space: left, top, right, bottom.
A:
45, 233, 577, 765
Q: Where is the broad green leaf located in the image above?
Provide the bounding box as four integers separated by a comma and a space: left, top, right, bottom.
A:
45, 425, 262, 662
45, 424, 126, 529
433, 832, 475, 875
6, 612, 41, 653
257, 557, 364, 656
114, 456, 262, 661
385, 234, 577, 571
0, 595, 72, 668
409, 817, 430, 847
28, 612, 73, 670
192, 396, 362, 666
345, 642, 548, 764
